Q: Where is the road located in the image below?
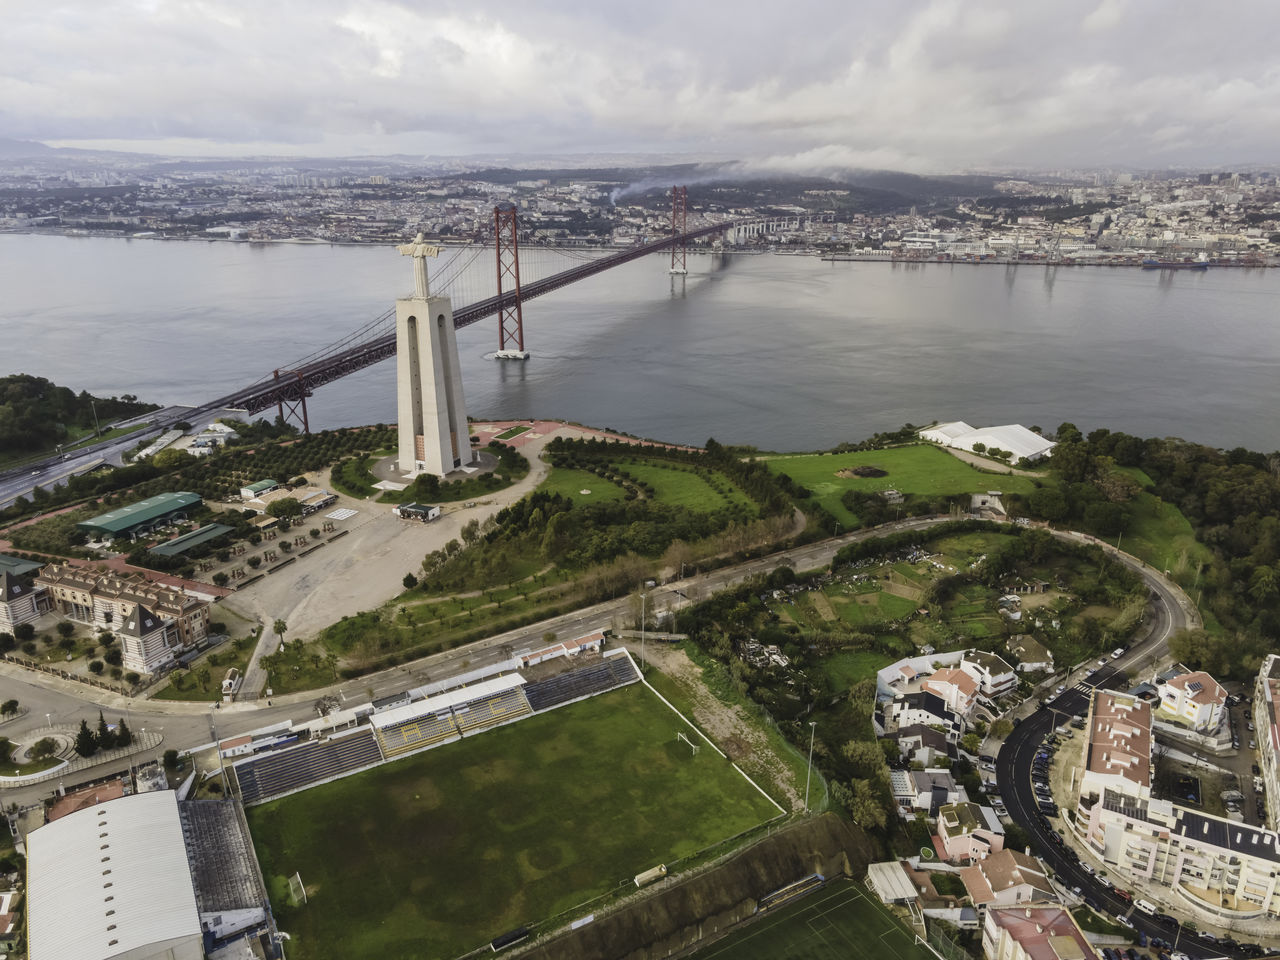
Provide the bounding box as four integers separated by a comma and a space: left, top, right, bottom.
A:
994, 544, 1263, 958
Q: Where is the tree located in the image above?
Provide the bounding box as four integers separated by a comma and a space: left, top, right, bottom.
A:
96, 711, 113, 748
74, 719, 97, 757
273, 619, 288, 646
115, 719, 132, 747
971, 442, 987, 453
163, 748, 179, 769
152, 448, 195, 470
55, 621, 75, 640
88, 659, 104, 675
1028, 485, 1069, 521
213, 572, 230, 587
14, 623, 33, 643
462, 518, 481, 545
843, 777, 887, 830
0, 633, 12, 653
0, 700, 17, 717
197, 666, 212, 691
29, 737, 57, 761
266, 497, 303, 519
402, 573, 418, 589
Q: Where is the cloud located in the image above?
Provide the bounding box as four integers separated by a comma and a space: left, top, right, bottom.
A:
3, 0, 1280, 167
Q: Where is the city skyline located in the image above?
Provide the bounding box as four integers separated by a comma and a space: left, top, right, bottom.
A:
5, 0, 1280, 169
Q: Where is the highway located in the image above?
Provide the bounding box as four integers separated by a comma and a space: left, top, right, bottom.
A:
994, 543, 1264, 958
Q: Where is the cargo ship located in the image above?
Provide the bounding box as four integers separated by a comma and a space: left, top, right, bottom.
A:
1142, 257, 1209, 270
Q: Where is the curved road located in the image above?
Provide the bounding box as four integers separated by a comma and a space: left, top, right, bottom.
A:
995, 544, 1264, 958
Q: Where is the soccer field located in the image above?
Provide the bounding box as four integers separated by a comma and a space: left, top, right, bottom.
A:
247, 682, 780, 960
688, 878, 937, 960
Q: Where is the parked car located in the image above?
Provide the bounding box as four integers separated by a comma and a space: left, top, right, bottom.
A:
1114, 888, 1133, 902
1115, 914, 1134, 928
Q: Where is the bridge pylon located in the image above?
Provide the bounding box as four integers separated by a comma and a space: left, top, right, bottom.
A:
494, 203, 529, 360
272, 369, 311, 434
670, 186, 688, 275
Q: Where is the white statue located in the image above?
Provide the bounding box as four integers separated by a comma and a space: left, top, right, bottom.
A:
396, 232, 442, 298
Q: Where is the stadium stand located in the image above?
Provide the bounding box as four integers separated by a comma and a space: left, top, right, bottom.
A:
453, 686, 532, 734
234, 728, 384, 806
523, 655, 640, 712
377, 710, 460, 758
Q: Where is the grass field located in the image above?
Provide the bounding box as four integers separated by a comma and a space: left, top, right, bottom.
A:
248, 683, 780, 960
688, 878, 934, 960
623, 461, 755, 513
537, 466, 629, 503
765, 444, 1039, 526
817, 649, 897, 690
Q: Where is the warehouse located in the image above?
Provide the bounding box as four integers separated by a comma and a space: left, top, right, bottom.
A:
77, 492, 203, 541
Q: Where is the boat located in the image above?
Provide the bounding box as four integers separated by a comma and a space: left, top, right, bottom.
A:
1142, 257, 1209, 270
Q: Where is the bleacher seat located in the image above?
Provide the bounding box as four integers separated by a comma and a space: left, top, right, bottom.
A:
234, 728, 383, 805
523, 657, 639, 712
453, 687, 531, 734
377, 711, 460, 757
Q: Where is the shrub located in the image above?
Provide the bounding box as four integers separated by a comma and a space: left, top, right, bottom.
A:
88, 660, 105, 674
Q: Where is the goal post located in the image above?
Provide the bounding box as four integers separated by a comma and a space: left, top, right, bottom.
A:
288, 871, 307, 905
676, 731, 699, 756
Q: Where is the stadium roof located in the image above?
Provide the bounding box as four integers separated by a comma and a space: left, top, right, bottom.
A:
371, 673, 525, 730
27, 791, 202, 960
77, 492, 203, 537
148, 523, 234, 557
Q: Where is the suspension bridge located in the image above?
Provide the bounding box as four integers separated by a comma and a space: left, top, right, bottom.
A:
192, 188, 808, 432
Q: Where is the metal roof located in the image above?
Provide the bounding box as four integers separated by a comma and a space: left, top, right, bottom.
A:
370, 673, 525, 730
27, 791, 202, 960
148, 523, 234, 557
77, 492, 203, 535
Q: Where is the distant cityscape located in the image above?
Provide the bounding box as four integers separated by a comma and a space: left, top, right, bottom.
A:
1, 146, 1278, 264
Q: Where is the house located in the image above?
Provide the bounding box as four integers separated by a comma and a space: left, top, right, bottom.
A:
893, 724, 954, 767
936, 802, 1005, 862
960, 651, 1018, 699
981, 904, 1093, 960
922, 668, 980, 715
1155, 666, 1227, 733
959, 849, 1056, 910
884, 691, 965, 741
1006, 635, 1054, 673
890, 767, 967, 817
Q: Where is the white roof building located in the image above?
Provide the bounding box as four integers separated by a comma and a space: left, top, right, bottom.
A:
919, 422, 1056, 462
27, 791, 203, 960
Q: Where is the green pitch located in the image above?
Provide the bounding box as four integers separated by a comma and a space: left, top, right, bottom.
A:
687, 878, 935, 960
247, 683, 779, 960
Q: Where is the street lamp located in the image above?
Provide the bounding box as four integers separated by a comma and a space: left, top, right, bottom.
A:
90, 399, 101, 438
45, 713, 51, 730
640, 592, 647, 666
804, 721, 817, 812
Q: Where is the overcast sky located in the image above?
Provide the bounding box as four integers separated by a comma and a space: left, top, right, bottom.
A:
4, 0, 1279, 170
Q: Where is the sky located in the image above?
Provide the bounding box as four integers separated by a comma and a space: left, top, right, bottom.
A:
3, 0, 1280, 170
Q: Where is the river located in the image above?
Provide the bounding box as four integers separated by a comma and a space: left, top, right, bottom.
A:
3, 233, 1279, 452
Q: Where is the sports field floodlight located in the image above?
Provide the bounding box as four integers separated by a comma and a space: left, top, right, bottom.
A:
804, 721, 817, 812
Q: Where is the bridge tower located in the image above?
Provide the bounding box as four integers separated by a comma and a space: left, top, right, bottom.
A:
394, 233, 472, 478
493, 203, 529, 360
272, 369, 311, 434
670, 186, 688, 275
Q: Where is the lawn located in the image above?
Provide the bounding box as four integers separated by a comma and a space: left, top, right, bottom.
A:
817, 649, 897, 690
247, 683, 779, 960
150, 640, 256, 702
623, 461, 755, 513
536, 466, 628, 503
495, 424, 531, 441
687, 878, 934, 960
1120, 491, 1214, 581
830, 591, 917, 626
765, 444, 1039, 526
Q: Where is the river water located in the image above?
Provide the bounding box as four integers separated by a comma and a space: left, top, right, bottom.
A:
3, 234, 1278, 452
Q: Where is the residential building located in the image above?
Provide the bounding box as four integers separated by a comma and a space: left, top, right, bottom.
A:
922, 668, 980, 716
893, 724, 953, 767
35, 565, 209, 674
981, 904, 1095, 960
890, 768, 967, 818
961, 651, 1018, 699
0, 562, 46, 632
960, 849, 1056, 911
1155, 666, 1227, 734
1006, 635, 1054, 673
1076, 686, 1280, 922
937, 802, 1005, 862
1255, 654, 1280, 827
884, 690, 965, 741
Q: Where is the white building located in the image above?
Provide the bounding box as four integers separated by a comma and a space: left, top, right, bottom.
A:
27, 791, 203, 960
960, 849, 1055, 911
961, 651, 1018, 699
919, 422, 1056, 463
1255, 654, 1280, 827
1156, 667, 1227, 734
